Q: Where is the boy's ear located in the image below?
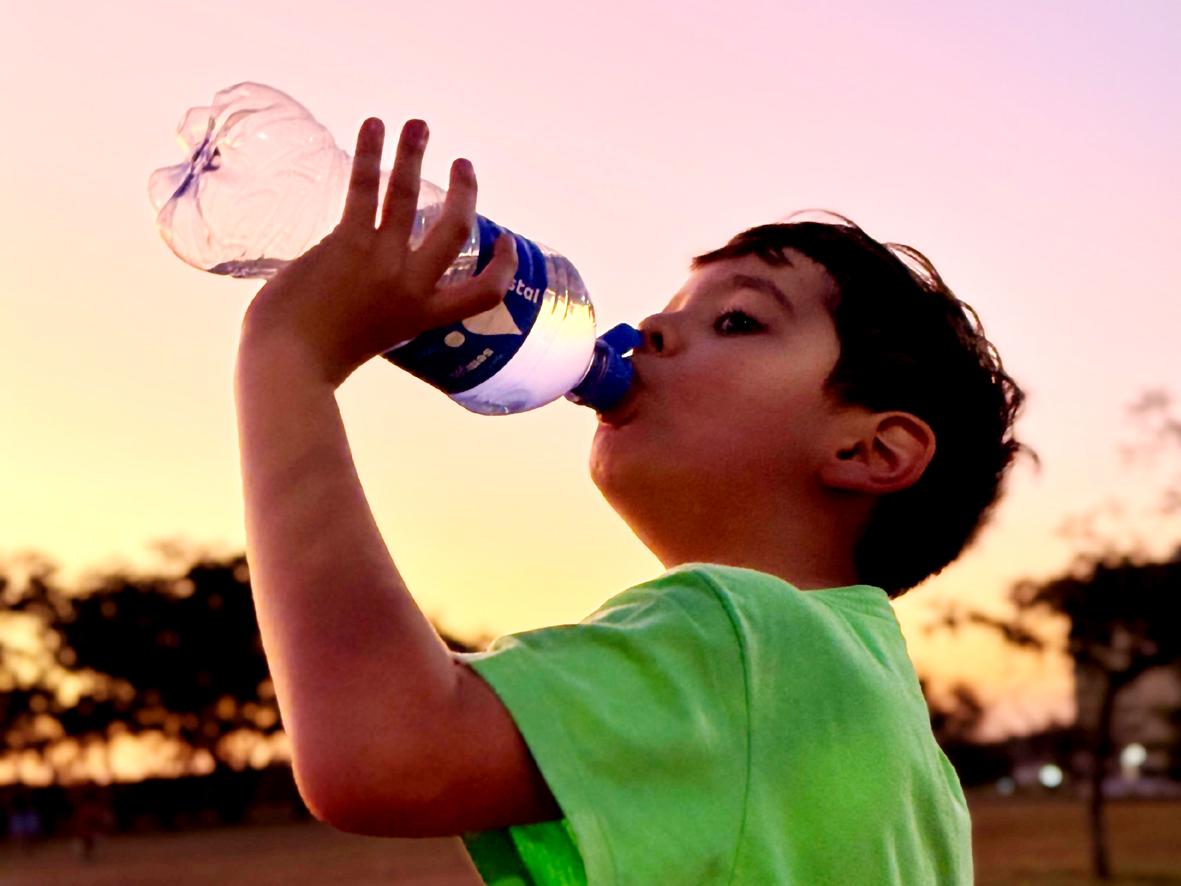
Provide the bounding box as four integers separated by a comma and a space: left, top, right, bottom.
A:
818, 411, 936, 495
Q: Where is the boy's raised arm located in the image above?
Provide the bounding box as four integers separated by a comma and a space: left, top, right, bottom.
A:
234, 332, 456, 814
231, 116, 558, 835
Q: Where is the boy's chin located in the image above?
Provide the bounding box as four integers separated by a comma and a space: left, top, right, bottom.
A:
589, 436, 670, 505
589, 435, 636, 497
589, 420, 629, 469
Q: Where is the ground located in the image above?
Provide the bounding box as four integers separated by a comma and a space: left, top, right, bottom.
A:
969, 793, 1181, 885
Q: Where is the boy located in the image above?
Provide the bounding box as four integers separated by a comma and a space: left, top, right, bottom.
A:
234, 117, 1030, 883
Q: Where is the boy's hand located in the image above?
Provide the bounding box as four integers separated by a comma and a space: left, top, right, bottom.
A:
240, 117, 518, 389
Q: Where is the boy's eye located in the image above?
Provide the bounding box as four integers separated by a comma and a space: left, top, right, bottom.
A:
714, 308, 763, 335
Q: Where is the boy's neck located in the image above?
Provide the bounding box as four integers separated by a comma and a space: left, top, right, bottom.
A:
642, 499, 868, 591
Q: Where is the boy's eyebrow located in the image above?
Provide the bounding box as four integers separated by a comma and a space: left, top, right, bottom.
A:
711, 273, 797, 316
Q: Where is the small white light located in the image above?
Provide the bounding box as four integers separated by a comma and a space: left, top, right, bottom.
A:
1121, 743, 1147, 769
1038, 764, 1063, 788
996, 776, 1016, 796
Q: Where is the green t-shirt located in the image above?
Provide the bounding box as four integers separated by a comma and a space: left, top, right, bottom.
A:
456, 563, 973, 885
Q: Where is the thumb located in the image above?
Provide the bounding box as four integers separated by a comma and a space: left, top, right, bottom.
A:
430, 231, 518, 325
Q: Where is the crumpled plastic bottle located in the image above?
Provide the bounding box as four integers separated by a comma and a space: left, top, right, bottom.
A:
149, 82, 637, 415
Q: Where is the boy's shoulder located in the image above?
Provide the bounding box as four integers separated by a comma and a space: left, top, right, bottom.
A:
581, 563, 893, 666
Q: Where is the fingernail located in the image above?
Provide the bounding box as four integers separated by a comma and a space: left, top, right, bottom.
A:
408, 120, 428, 145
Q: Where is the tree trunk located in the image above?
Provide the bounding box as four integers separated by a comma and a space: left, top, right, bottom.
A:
1088, 677, 1120, 881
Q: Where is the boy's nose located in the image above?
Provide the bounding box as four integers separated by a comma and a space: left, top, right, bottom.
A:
637, 314, 675, 355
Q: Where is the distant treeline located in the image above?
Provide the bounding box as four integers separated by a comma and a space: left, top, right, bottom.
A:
0, 549, 480, 792
4, 540, 1180, 844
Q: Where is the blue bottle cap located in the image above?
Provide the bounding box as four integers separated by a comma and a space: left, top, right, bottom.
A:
566, 323, 642, 413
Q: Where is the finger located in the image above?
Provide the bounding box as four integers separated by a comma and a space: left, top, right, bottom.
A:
428, 231, 519, 326
340, 118, 384, 231
411, 157, 478, 286
378, 119, 428, 242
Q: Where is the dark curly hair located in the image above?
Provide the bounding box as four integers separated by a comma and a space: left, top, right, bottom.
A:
691, 211, 1038, 598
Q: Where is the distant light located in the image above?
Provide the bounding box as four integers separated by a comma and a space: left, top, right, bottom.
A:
1121, 743, 1147, 769
1039, 764, 1063, 788
996, 776, 1016, 796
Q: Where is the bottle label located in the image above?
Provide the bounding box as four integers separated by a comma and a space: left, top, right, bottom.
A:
382, 216, 546, 394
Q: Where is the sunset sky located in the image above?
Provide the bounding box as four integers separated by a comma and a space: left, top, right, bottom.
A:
2, 0, 1179, 747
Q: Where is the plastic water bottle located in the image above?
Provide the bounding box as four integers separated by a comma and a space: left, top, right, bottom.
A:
148, 81, 637, 416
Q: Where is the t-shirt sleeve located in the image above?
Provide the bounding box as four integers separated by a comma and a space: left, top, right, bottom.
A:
457, 569, 749, 885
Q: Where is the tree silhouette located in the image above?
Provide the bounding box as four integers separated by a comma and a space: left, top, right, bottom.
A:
920, 678, 986, 746
930, 387, 1181, 881
915, 677, 1018, 788
1, 556, 79, 784
1043, 552, 1175, 879
3, 546, 480, 801
3, 552, 271, 786
934, 550, 1181, 879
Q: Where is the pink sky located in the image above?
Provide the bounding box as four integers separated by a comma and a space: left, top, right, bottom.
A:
1, 0, 1179, 743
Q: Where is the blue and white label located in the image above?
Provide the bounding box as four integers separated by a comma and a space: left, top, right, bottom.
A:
382, 216, 546, 394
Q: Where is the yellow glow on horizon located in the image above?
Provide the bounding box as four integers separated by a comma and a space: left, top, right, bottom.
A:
0, 731, 293, 787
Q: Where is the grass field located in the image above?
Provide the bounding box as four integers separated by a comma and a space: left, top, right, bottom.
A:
969, 794, 1181, 885
2, 792, 1179, 884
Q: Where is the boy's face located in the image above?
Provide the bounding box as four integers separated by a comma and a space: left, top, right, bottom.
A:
590, 249, 853, 557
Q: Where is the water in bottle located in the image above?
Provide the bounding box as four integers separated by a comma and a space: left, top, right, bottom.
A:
149, 82, 637, 415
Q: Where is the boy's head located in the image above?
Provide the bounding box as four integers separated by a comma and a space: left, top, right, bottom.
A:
590, 212, 1035, 598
